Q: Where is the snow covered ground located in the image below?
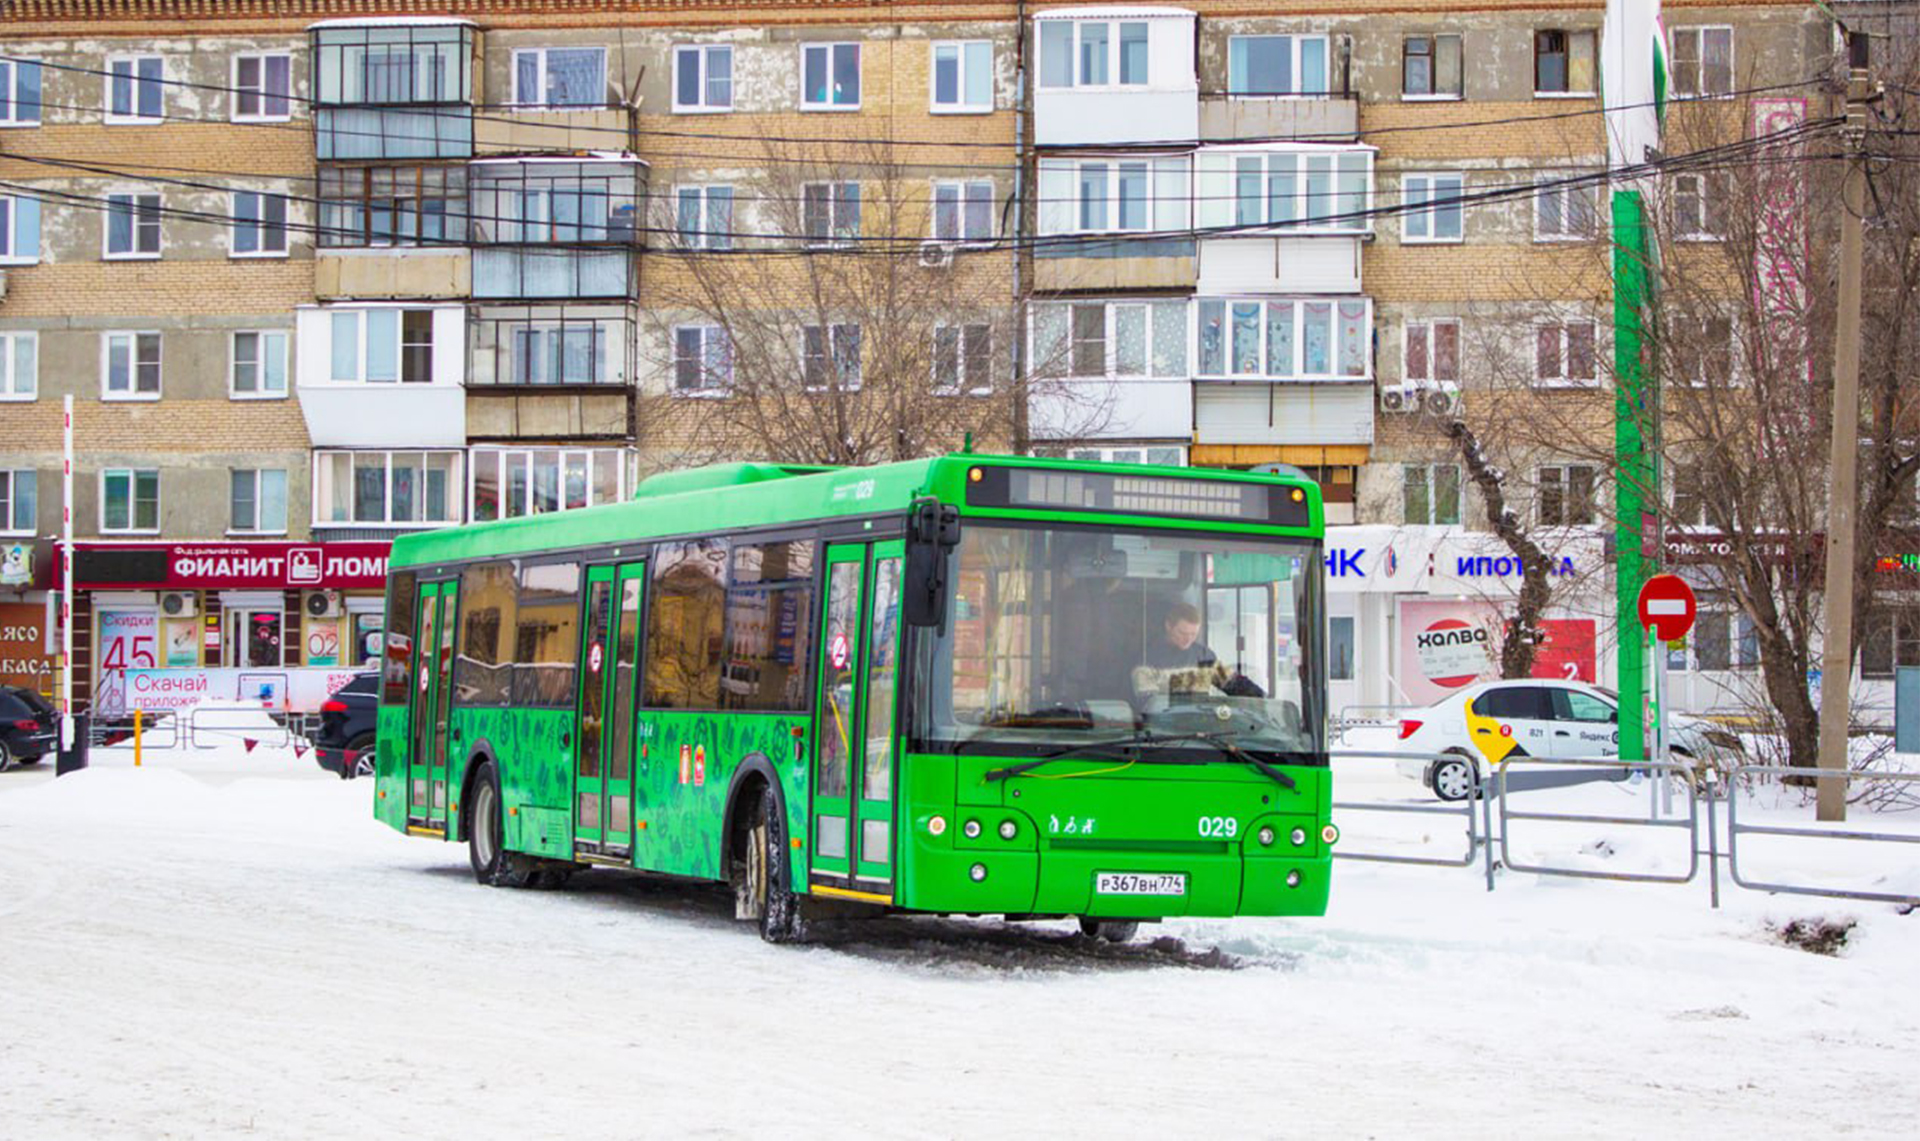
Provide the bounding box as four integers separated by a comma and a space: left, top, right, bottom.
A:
2, 708, 1915, 1138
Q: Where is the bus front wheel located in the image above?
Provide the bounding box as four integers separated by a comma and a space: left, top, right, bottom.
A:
468, 762, 534, 889
1079, 918, 1139, 943
743, 785, 803, 944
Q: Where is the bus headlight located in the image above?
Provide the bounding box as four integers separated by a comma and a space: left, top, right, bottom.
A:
1257, 826, 1275, 846
998, 820, 1017, 840
1291, 826, 1308, 847
963, 819, 982, 839
969, 863, 988, 882
928, 816, 947, 836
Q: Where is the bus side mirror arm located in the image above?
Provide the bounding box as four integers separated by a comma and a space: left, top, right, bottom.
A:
904, 499, 961, 630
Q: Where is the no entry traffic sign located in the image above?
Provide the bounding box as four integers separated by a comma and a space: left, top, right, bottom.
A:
1637, 573, 1697, 642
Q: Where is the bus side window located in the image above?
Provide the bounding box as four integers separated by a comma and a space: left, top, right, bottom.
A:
514, 561, 580, 707
456, 560, 517, 705
382, 569, 417, 705
721, 539, 816, 712
646, 539, 728, 709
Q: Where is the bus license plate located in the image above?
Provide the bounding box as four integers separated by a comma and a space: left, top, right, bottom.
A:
1095, 872, 1187, 896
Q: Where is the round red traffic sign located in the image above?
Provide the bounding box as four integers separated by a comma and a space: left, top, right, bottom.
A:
1636, 573, 1697, 642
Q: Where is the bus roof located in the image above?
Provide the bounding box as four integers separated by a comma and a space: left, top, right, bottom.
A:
387, 454, 1322, 571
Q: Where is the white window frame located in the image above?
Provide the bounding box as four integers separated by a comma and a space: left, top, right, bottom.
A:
931, 180, 995, 243
672, 45, 734, 113
1671, 312, 1738, 388
802, 323, 862, 391
1401, 33, 1462, 101
322, 307, 439, 386
0, 468, 36, 534
1227, 34, 1330, 98
675, 185, 734, 250
229, 468, 289, 535
1532, 29, 1596, 98
800, 42, 862, 111
1671, 171, 1725, 241
1534, 177, 1599, 242
930, 40, 993, 113
103, 191, 162, 259
1195, 148, 1374, 235
0, 193, 31, 264
0, 331, 36, 401
1403, 463, 1463, 525
1037, 19, 1151, 91
1671, 26, 1734, 99
671, 325, 731, 395
510, 46, 609, 109
101, 331, 161, 401
932, 322, 993, 395
1532, 320, 1599, 388
1402, 172, 1465, 243
1404, 318, 1461, 383
1032, 299, 1189, 380
311, 450, 464, 528
230, 52, 292, 122
100, 467, 161, 534
105, 54, 165, 124
1536, 463, 1598, 527
230, 191, 290, 258
1196, 296, 1374, 381
1066, 445, 1188, 467
230, 330, 289, 399
0, 60, 43, 127
468, 447, 629, 521
802, 181, 861, 246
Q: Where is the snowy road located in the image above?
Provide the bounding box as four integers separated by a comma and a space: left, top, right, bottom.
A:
2, 741, 1914, 1139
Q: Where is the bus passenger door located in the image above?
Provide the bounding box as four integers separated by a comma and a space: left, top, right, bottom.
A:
408, 580, 457, 834
809, 541, 902, 900
573, 566, 616, 855
574, 562, 645, 859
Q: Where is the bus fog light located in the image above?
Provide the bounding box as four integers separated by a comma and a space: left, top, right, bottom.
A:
1322, 824, 1340, 845
929, 816, 948, 836
1257, 826, 1275, 846
1291, 827, 1307, 847
1285, 870, 1302, 888
998, 820, 1017, 840
963, 819, 982, 839
969, 863, 988, 882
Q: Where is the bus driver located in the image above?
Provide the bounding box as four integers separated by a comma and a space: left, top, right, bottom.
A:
1131, 601, 1264, 704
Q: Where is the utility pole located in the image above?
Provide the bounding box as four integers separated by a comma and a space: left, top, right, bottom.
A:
1815, 31, 1873, 823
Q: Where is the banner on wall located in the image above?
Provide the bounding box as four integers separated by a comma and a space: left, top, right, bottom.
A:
96, 667, 364, 718
1398, 602, 1601, 705
0, 601, 54, 689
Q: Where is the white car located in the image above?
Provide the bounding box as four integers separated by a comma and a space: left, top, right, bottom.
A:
1392, 679, 1745, 801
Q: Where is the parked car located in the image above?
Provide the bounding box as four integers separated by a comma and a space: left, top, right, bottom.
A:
313, 672, 378, 779
1394, 679, 1746, 801
0, 684, 59, 771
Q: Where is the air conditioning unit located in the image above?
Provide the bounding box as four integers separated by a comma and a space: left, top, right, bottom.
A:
159, 591, 198, 619
1379, 384, 1418, 413
305, 590, 342, 619
917, 241, 955, 269
1422, 381, 1461, 417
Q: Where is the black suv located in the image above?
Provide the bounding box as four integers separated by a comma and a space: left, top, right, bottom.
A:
0, 685, 58, 771
313, 672, 379, 779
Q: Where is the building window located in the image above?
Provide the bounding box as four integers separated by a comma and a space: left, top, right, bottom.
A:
1067, 446, 1186, 466
471, 448, 624, 521
933, 323, 992, 394
932, 181, 994, 242
1402, 34, 1461, 98
1037, 155, 1186, 236
1533, 30, 1596, 96
1537, 463, 1596, 526
931, 41, 993, 111
497, 321, 614, 386
1032, 300, 1187, 379
1038, 19, 1149, 90
230, 469, 289, 534
1861, 610, 1920, 679
512, 47, 606, 107
102, 332, 161, 399
803, 324, 862, 390
0, 469, 34, 533
104, 192, 161, 258
675, 185, 733, 250
101, 468, 160, 532
0, 332, 35, 400
1534, 321, 1597, 386
1671, 172, 1726, 240
1535, 177, 1599, 241
106, 55, 164, 122
1669, 313, 1736, 388
673, 325, 731, 393
1670, 462, 1709, 526
1402, 173, 1464, 242
1197, 297, 1371, 380
231, 191, 289, 257
0, 194, 39, 264
801, 43, 861, 110
1228, 35, 1328, 97
318, 166, 468, 248
803, 182, 861, 244
1671, 27, 1733, 99
314, 451, 461, 526
1404, 319, 1459, 383
673, 45, 733, 112
232, 53, 292, 121
0, 60, 44, 126
313, 25, 470, 106
1193, 149, 1371, 233
231, 331, 288, 397
327, 309, 437, 384
1403, 464, 1462, 525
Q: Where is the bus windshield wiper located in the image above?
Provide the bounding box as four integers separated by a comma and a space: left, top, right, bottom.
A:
980, 733, 1154, 782
1171, 732, 1300, 791
978, 731, 1299, 785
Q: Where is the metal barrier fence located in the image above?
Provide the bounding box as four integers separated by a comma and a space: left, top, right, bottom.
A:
188, 709, 290, 749
1495, 756, 1701, 887
1328, 750, 1485, 874
1727, 765, 1920, 907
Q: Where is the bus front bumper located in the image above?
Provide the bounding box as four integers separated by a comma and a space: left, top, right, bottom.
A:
904, 846, 1331, 919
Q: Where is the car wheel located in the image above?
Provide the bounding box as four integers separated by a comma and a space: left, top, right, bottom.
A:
467, 763, 534, 888
1078, 918, 1140, 943
346, 735, 376, 780
0, 741, 12, 773
1429, 753, 1478, 802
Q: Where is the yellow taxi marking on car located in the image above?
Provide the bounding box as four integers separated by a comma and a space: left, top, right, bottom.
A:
1464, 697, 1521, 765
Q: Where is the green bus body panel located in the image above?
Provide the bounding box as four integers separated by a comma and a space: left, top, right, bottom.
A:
627, 710, 810, 885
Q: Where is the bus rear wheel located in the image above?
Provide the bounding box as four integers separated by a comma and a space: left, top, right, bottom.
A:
468, 762, 534, 889
742, 785, 803, 944
1079, 918, 1139, 943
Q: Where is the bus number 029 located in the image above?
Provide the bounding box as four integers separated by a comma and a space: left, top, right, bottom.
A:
1197, 815, 1238, 838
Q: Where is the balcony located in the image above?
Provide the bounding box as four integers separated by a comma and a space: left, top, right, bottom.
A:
1193, 383, 1373, 446
316, 250, 471, 300
1033, 8, 1199, 147
1034, 239, 1196, 292
469, 158, 645, 300
466, 303, 634, 441
1199, 94, 1357, 143
475, 107, 635, 156
293, 304, 468, 448
1030, 376, 1193, 442
310, 20, 478, 161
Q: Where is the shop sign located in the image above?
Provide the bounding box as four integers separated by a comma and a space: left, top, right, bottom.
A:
98, 667, 364, 717
0, 601, 54, 689
76, 542, 392, 590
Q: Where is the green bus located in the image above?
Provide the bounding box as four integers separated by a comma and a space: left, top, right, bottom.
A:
375, 455, 1334, 942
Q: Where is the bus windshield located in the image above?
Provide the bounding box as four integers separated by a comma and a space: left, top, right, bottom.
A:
910, 523, 1324, 762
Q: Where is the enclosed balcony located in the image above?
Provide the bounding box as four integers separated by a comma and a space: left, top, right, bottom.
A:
469, 158, 644, 300
466, 303, 635, 441
1033, 8, 1198, 147
1192, 144, 1372, 294
310, 20, 477, 161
